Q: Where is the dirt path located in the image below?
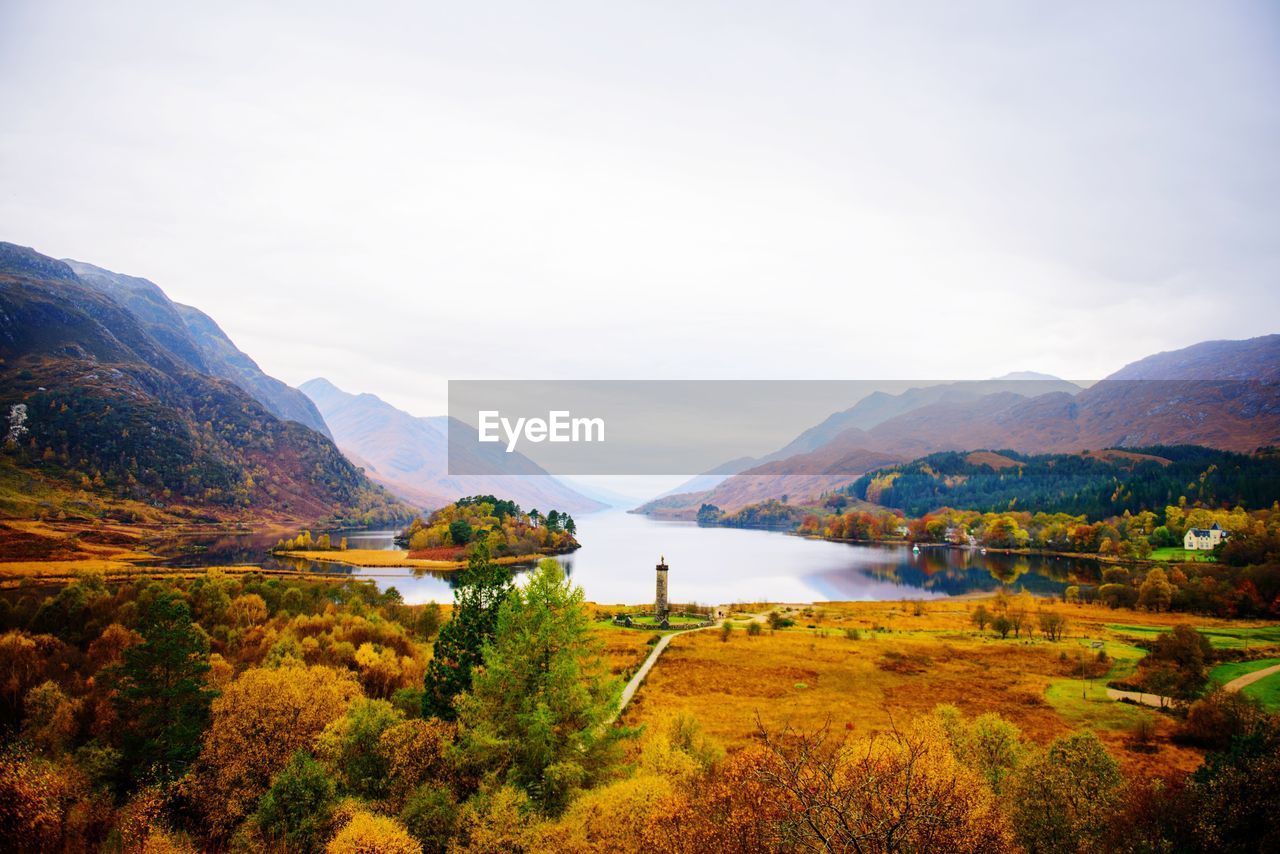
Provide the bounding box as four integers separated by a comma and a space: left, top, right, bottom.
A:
1105, 688, 1173, 708
610, 612, 770, 723
1222, 661, 1280, 692
610, 622, 719, 723
1107, 661, 1280, 709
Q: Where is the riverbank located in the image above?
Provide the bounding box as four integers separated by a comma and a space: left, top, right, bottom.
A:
276, 547, 561, 570
787, 530, 1214, 567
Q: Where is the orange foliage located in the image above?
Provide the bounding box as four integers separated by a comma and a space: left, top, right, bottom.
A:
189, 665, 361, 839
326, 811, 422, 853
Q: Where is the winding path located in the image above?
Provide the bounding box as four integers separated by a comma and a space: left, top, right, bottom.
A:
610, 614, 769, 723
1222, 661, 1280, 693
1106, 661, 1280, 709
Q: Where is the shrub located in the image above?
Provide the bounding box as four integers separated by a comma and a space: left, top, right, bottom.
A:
746, 621, 763, 637
845, 627, 862, 641
254, 751, 336, 851
327, 811, 421, 854
400, 783, 458, 854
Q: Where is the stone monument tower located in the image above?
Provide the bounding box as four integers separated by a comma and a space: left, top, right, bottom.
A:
655, 555, 669, 618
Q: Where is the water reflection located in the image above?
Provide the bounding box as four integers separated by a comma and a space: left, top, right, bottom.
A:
141, 512, 1099, 605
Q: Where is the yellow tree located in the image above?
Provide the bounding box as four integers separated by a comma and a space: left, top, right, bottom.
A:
189, 665, 361, 840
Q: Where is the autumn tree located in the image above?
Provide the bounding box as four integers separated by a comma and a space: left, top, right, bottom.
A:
112, 589, 216, 786
971, 604, 991, 631
254, 750, 337, 852
1010, 731, 1122, 853
456, 559, 622, 814
315, 698, 404, 800
753, 717, 1013, 852
327, 810, 422, 854
1138, 567, 1174, 612
934, 705, 1025, 795
421, 543, 511, 721
1139, 625, 1213, 700
1038, 611, 1067, 642
191, 665, 360, 840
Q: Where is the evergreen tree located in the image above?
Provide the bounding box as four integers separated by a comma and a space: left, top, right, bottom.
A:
421, 543, 512, 721
457, 559, 622, 814
112, 588, 217, 785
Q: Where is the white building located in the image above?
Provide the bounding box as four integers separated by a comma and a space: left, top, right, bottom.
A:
1183, 522, 1228, 551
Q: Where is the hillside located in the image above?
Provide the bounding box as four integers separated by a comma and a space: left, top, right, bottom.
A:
0, 241, 408, 526
847, 445, 1280, 519
300, 378, 606, 514
64, 260, 333, 438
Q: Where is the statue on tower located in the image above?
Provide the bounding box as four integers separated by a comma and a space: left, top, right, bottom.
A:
655, 556, 669, 619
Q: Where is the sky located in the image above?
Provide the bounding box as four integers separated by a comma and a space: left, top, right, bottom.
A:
2, 0, 1278, 418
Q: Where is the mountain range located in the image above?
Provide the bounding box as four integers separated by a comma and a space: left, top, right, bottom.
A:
300, 379, 605, 514
0, 242, 406, 525
636, 337, 1280, 518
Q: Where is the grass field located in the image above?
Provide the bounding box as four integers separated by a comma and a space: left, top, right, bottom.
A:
1149, 547, 1216, 563
1108, 623, 1280, 649
1209, 657, 1280, 710
620, 599, 1279, 779
1238, 670, 1280, 709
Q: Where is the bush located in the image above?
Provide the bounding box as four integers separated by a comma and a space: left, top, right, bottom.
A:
720, 623, 733, 642
327, 811, 421, 854
844, 628, 861, 641
1180, 687, 1270, 749
400, 783, 458, 854
254, 751, 336, 852
746, 621, 762, 637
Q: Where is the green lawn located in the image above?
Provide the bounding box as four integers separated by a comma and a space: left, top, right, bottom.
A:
1107, 623, 1280, 650
1045, 678, 1153, 730
1148, 547, 1216, 563
1209, 657, 1280, 685
1240, 671, 1280, 710
1209, 658, 1280, 710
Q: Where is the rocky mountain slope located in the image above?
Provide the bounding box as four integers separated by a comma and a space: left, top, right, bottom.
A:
0, 241, 407, 525
64, 260, 332, 438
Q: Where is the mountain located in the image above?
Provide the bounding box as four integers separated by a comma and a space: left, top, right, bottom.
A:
760, 374, 1083, 462
841, 335, 1280, 457
64, 260, 332, 438
0, 241, 408, 525
634, 340, 1279, 518
300, 378, 606, 514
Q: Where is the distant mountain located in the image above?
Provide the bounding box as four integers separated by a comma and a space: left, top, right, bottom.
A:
0, 241, 408, 525
634, 341, 1279, 517
760, 375, 1083, 462
301, 378, 606, 514
64, 260, 332, 438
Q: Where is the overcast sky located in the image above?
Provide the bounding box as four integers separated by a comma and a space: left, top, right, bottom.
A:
2, 1, 1277, 417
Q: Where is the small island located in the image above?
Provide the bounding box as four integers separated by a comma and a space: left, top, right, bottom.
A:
276, 495, 580, 569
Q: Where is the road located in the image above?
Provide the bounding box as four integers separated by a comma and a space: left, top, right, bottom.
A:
1106, 661, 1280, 709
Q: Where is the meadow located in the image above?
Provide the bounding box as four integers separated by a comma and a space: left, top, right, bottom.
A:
619, 598, 1280, 778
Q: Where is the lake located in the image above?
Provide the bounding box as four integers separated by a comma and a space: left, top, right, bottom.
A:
150, 511, 1100, 605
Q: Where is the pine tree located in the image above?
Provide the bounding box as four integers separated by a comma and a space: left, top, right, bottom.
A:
421, 543, 512, 721
457, 559, 622, 814
112, 589, 217, 785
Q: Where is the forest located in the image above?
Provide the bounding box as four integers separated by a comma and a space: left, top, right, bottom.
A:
845, 445, 1280, 519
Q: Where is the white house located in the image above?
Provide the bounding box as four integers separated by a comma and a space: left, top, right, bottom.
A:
1184, 522, 1229, 551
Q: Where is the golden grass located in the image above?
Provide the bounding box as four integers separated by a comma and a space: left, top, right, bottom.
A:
592, 624, 659, 681
619, 598, 1265, 780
